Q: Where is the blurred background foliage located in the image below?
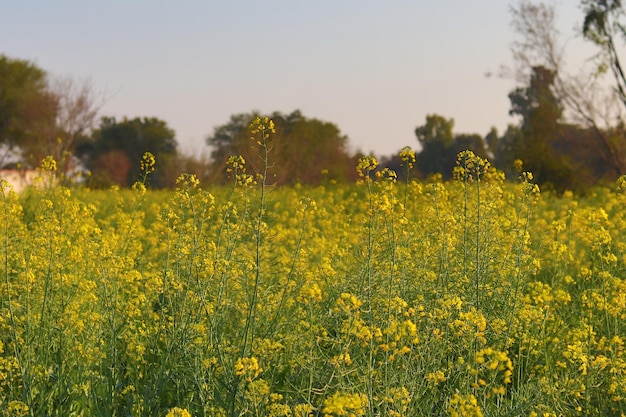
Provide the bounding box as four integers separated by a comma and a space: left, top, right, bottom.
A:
2, 1, 626, 193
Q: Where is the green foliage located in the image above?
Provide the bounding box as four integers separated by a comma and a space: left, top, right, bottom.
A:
206, 110, 356, 184
506, 66, 579, 193
414, 114, 489, 179
0, 55, 56, 164
0, 55, 102, 174
415, 114, 455, 147
500, 64, 626, 193
80, 116, 178, 188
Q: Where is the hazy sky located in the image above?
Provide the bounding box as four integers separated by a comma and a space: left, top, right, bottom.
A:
1, 1, 598, 157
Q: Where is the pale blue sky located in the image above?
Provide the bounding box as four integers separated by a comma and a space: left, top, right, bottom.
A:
1, 1, 597, 157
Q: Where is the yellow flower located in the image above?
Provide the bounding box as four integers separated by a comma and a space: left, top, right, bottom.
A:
335, 292, 363, 314
447, 393, 483, 417
176, 173, 200, 190
140, 151, 156, 174
356, 155, 379, 177
399, 146, 416, 168
322, 392, 368, 417
234, 357, 263, 381
330, 353, 352, 368
249, 116, 276, 143
165, 407, 192, 417
298, 282, 323, 304
40, 155, 57, 172
617, 174, 626, 193
426, 370, 447, 385
293, 403, 315, 417
453, 150, 490, 182
8, 401, 30, 417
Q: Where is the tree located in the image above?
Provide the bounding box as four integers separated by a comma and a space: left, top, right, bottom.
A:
207, 112, 255, 171
206, 110, 355, 184
414, 114, 455, 178
48, 77, 102, 173
0, 55, 53, 165
508, 1, 626, 178
17, 76, 103, 172
508, 65, 576, 190
414, 114, 488, 179
81, 116, 178, 187
0, 55, 103, 171
155, 152, 212, 188
582, 0, 626, 108
488, 125, 522, 178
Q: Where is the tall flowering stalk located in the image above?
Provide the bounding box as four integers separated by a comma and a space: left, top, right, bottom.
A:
242, 116, 275, 356
399, 146, 416, 217
453, 150, 490, 310
229, 116, 275, 417
355, 155, 380, 415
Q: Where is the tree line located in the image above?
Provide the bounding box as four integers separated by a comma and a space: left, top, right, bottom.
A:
1, 0, 625, 192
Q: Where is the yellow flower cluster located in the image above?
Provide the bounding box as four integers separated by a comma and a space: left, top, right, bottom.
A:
356, 155, 378, 178
446, 393, 483, 417
334, 292, 363, 314
382, 387, 411, 417
298, 282, 323, 304
226, 154, 255, 186
426, 370, 447, 385
140, 151, 156, 174
175, 172, 200, 190
322, 392, 368, 417
234, 356, 263, 381
471, 348, 513, 397
165, 407, 192, 417
398, 146, 416, 169
453, 150, 490, 182
249, 116, 276, 141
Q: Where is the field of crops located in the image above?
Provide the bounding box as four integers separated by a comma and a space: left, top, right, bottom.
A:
0, 148, 625, 416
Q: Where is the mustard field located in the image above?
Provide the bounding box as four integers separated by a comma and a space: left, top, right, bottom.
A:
0, 151, 625, 416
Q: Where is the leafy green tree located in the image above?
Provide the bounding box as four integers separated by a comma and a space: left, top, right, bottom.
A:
0, 55, 102, 171
206, 112, 253, 171
449, 134, 489, 161
488, 125, 522, 179
206, 110, 355, 184
414, 114, 487, 179
0, 55, 55, 165
508, 66, 577, 191
414, 114, 455, 178
80, 116, 177, 187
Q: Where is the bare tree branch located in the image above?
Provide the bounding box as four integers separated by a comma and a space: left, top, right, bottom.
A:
48, 76, 106, 173
509, 0, 626, 175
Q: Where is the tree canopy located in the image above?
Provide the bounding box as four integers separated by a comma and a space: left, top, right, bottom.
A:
0, 55, 102, 171
507, 65, 573, 189
413, 114, 488, 179
0, 55, 54, 164
498, 0, 626, 192
206, 110, 356, 184
5, 0, 626, 193
79, 116, 178, 187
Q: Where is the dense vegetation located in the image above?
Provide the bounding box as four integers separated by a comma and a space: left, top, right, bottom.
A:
2, 2, 626, 415
0, 145, 624, 416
